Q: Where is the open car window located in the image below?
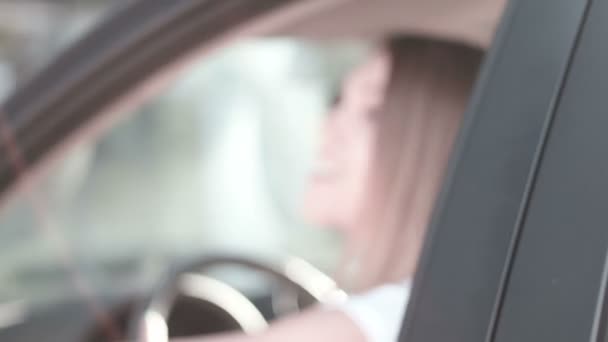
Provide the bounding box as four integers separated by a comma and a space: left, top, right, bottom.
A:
0, 0, 533, 341
0, 37, 368, 339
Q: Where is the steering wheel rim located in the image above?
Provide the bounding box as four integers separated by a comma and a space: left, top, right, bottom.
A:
130, 255, 346, 342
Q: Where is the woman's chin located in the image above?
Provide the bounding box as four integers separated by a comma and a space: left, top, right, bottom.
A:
301, 185, 355, 230
301, 200, 338, 229
302, 207, 330, 228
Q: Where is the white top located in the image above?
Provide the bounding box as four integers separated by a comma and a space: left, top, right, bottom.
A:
329, 280, 412, 342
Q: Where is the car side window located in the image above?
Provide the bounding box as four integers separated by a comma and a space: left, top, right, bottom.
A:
0, 38, 366, 310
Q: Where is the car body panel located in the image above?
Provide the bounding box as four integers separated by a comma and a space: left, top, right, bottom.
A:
401, 0, 590, 340
493, 0, 608, 340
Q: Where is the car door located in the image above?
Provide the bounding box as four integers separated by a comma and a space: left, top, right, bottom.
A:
402, 0, 608, 341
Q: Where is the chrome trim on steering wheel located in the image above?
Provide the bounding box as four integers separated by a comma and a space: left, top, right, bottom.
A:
178, 273, 268, 334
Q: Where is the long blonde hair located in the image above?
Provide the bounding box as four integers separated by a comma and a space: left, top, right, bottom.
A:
341, 37, 483, 291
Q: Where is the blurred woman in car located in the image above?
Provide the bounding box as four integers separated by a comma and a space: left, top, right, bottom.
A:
185, 37, 482, 342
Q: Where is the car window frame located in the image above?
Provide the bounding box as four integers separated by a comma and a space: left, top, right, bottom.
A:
488, 0, 608, 340
401, 0, 591, 340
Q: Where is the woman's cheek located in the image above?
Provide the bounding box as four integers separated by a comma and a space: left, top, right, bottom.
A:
352, 127, 378, 223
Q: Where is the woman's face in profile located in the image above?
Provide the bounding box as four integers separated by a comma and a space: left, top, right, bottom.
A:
303, 49, 391, 232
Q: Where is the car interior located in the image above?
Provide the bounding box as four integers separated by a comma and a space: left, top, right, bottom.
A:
0, 0, 506, 341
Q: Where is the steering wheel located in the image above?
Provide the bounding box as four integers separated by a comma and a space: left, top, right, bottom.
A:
130, 255, 347, 342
